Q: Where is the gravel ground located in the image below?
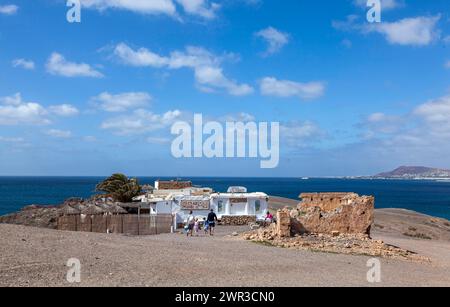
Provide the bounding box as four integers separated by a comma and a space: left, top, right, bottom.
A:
1, 223, 449, 287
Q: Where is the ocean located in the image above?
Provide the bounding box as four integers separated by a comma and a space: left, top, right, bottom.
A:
0, 177, 449, 220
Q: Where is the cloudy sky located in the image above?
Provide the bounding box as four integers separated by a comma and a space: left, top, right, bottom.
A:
0, 0, 449, 177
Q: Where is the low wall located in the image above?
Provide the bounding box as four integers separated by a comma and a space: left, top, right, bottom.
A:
276, 211, 290, 237
220, 215, 256, 226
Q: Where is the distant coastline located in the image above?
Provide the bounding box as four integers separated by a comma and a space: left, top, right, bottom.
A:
1, 176, 450, 220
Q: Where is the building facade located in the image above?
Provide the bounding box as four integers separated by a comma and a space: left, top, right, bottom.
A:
134, 183, 269, 227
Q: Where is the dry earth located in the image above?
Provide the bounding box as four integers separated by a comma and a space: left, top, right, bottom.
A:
1, 206, 449, 287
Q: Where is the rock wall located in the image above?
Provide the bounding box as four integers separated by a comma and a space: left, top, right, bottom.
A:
220, 215, 256, 226
0, 205, 59, 229
276, 211, 290, 237
290, 193, 374, 235
299, 193, 359, 211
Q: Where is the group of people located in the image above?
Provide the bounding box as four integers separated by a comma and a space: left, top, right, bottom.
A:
185, 209, 275, 237
185, 209, 218, 237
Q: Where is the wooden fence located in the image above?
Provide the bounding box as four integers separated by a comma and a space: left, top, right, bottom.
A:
57, 214, 173, 235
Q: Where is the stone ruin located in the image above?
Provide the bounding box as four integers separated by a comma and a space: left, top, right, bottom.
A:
242, 193, 428, 261
279, 192, 375, 237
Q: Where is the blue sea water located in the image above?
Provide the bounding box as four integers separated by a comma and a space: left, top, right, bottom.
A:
0, 177, 449, 220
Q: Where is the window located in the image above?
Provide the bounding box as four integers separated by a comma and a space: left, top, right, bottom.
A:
218, 200, 224, 213
255, 200, 261, 213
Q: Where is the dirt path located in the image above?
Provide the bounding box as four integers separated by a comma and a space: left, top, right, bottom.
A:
1, 223, 449, 287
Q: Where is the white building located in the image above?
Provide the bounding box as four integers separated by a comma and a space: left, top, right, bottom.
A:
210, 187, 269, 221
134, 183, 269, 227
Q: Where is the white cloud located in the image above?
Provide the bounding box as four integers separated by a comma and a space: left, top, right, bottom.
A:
49, 104, 80, 117
12, 58, 35, 70
45, 129, 72, 139
194, 66, 253, 96
354, 0, 404, 10
0, 93, 79, 125
333, 15, 441, 46
113, 43, 253, 96
361, 112, 405, 137
176, 0, 219, 19
414, 95, 450, 125
359, 95, 450, 152
0, 93, 50, 126
113, 43, 169, 67
101, 109, 182, 135
368, 16, 441, 46
91, 91, 152, 112
46, 52, 104, 78
220, 112, 256, 122
81, 0, 220, 19
0, 93, 22, 106
0, 4, 18, 15
255, 27, 289, 56
81, 0, 177, 15
260, 77, 325, 100
281, 121, 325, 149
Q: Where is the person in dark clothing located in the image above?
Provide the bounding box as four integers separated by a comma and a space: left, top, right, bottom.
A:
207, 209, 218, 236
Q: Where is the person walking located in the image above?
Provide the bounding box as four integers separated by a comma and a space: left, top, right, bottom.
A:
186, 211, 195, 237
193, 218, 200, 236
207, 209, 218, 236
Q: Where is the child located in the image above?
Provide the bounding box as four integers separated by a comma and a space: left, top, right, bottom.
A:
204, 219, 209, 234
194, 218, 200, 236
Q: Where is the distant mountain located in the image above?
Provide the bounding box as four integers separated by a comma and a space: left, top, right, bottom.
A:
375, 166, 450, 179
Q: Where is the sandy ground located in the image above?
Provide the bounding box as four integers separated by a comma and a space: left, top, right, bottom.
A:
1, 207, 449, 287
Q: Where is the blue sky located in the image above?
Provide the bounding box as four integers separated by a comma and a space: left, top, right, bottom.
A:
0, 0, 449, 177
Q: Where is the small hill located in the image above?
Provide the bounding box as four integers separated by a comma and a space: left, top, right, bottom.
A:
375, 166, 450, 179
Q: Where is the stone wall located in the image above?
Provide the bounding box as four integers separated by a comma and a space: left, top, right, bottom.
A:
157, 180, 192, 190
290, 193, 374, 236
276, 211, 290, 237
299, 193, 359, 211
220, 215, 256, 226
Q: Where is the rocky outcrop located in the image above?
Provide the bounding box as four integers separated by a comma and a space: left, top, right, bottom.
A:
0, 205, 60, 229
290, 193, 374, 235
0, 197, 127, 230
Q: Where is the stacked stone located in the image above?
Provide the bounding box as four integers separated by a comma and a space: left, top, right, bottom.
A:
276, 210, 291, 237
220, 215, 256, 226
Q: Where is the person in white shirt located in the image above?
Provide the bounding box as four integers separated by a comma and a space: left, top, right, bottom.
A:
186, 211, 195, 237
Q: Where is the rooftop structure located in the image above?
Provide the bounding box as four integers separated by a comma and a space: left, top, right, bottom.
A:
155, 180, 192, 190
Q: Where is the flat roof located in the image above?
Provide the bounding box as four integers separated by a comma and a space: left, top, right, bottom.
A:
211, 192, 268, 198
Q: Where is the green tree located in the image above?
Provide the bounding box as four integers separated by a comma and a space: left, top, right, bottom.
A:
95, 174, 142, 203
